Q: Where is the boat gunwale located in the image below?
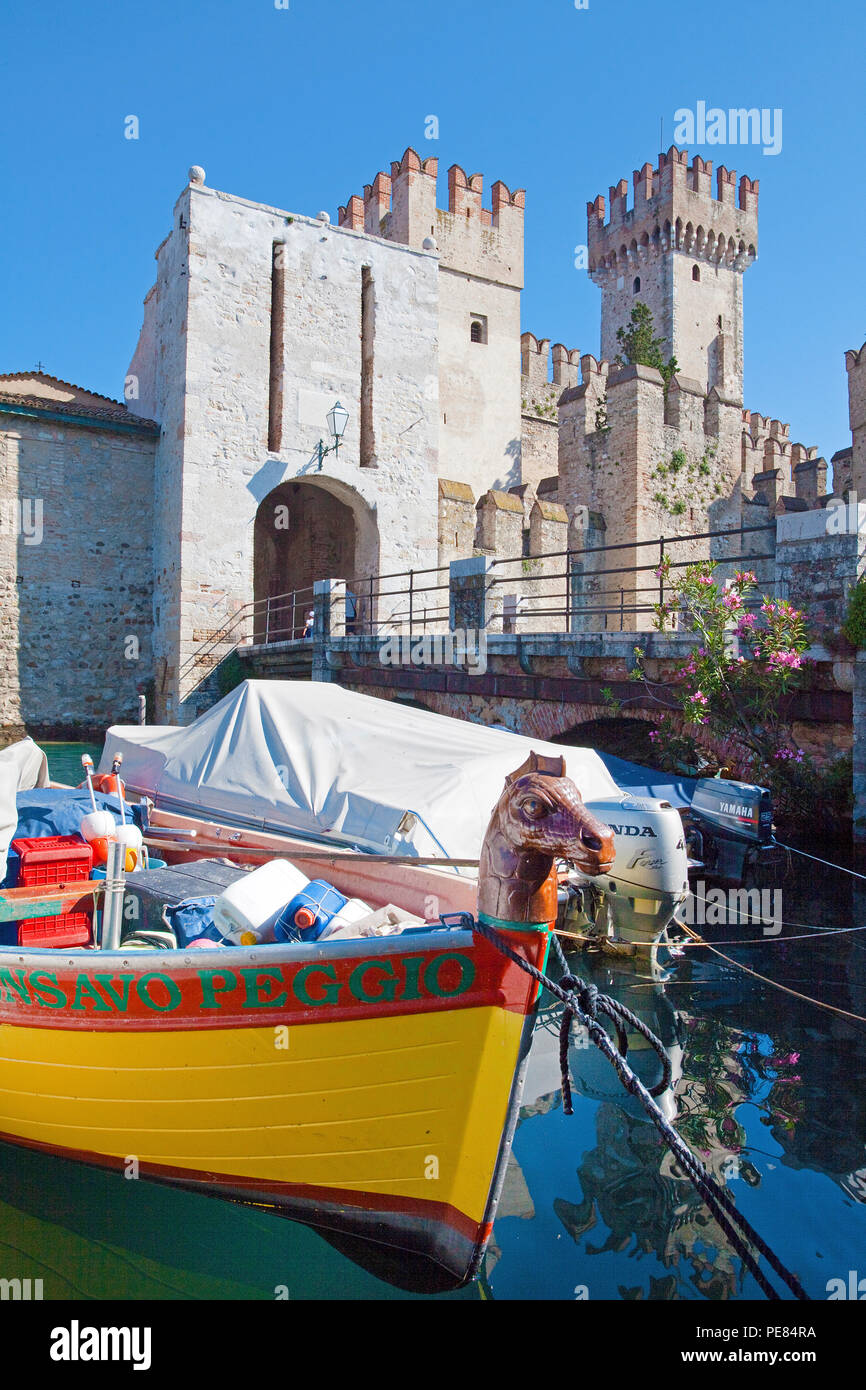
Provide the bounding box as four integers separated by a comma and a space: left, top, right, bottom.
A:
0, 924, 481, 972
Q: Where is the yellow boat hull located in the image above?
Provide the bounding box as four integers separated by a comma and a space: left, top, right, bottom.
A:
0, 924, 546, 1288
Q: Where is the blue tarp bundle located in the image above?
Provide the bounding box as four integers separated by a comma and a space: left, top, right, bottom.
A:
12, 788, 138, 841
162, 898, 227, 946
596, 752, 698, 810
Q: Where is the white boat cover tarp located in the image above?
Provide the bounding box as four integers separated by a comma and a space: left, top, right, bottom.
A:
0, 737, 51, 880
100, 680, 621, 858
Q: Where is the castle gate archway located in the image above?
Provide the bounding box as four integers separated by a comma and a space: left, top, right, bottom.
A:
253, 478, 378, 641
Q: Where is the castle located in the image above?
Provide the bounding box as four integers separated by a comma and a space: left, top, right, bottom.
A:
1, 144, 862, 734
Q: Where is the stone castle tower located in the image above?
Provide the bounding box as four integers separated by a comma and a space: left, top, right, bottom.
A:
587, 147, 758, 400
553, 148, 820, 618
338, 150, 525, 496
2, 143, 862, 738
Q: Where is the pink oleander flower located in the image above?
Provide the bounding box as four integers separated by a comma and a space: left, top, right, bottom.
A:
767, 650, 803, 670
722, 592, 741, 610
736, 613, 757, 631
697, 574, 713, 586
734, 571, 756, 586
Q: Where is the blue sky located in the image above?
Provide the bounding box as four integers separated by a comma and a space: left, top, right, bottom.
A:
1, 0, 862, 462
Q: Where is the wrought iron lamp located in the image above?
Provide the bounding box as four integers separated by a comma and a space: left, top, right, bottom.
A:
316, 401, 349, 470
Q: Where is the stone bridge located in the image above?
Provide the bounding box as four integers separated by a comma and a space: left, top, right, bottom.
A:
236, 622, 850, 754
183, 506, 866, 836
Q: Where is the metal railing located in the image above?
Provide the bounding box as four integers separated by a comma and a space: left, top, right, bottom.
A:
485, 523, 776, 633
178, 585, 316, 694
180, 521, 778, 692
340, 563, 452, 637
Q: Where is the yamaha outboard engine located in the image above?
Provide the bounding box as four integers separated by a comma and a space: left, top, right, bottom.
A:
684, 778, 776, 883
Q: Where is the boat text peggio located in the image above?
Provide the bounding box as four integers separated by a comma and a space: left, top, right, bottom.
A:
0, 937, 536, 1030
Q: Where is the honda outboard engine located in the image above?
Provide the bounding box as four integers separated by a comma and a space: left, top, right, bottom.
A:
684, 778, 776, 883
567, 793, 690, 946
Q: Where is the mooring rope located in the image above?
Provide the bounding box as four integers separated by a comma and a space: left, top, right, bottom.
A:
774, 842, 866, 881
673, 919, 866, 1027
685, 884, 866, 940
461, 913, 810, 1302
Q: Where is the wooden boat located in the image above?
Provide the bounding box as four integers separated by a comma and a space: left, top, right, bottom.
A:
0, 754, 614, 1292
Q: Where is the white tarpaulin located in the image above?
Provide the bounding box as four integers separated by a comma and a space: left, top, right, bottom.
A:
0, 738, 51, 880
100, 680, 622, 859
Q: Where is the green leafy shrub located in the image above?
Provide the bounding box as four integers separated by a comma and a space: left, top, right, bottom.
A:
614, 302, 678, 387
216, 649, 247, 698
843, 576, 866, 649
636, 560, 847, 836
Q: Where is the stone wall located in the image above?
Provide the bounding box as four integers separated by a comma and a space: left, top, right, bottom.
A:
338, 148, 525, 498
520, 334, 578, 491
0, 411, 156, 737
846, 343, 866, 495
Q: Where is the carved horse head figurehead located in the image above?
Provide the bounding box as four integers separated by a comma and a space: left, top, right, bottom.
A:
478, 752, 617, 924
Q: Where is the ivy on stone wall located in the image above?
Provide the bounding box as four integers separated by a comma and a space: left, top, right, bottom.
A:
522, 389, 559, 421
843, 575, 866, 649
614, 302, 678, 388
594, 395, 611, 434
649, 444, 720, 516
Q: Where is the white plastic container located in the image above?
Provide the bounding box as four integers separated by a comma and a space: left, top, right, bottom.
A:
320, 897, 373, 939
213, 860, 309, 944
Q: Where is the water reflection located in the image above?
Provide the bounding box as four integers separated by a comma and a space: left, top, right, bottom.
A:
2, 862, 864, 1299
487, 859, 866, 1300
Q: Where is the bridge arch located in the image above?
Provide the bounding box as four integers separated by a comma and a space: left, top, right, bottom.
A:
551, 714, 656, 762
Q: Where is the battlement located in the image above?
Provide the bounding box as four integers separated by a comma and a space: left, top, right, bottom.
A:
559, 357, 819, 504
741, 408, 822, 507
520, 333, 580, 392
587, 147, 758, 279
845, 340, 866, 493
338, 146, 524, 286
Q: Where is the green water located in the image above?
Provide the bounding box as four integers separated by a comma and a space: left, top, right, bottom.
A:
5, 746, 866, 1299
42, 742, 104, 787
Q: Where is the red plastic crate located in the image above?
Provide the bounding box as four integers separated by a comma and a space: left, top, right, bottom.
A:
11, 835, 93, 887
18, 914, 93, 948
12, 836, 94, 948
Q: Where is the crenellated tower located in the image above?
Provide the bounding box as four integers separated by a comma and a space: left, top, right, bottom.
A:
587, 147, 758, 403
845, 342, 866, 495
339, 147, 525, 496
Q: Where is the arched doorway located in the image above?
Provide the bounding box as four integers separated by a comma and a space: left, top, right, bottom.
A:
253, 479, 377, 641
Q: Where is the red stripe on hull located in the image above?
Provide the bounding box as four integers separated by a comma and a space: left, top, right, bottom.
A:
0, 933, 547, 1031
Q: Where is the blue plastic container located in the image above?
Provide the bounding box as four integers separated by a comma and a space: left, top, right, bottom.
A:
275, 879, 348, 942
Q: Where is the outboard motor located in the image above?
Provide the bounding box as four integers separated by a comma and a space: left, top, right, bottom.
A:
685, 778, 777, 883
568, 794, 691, 946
